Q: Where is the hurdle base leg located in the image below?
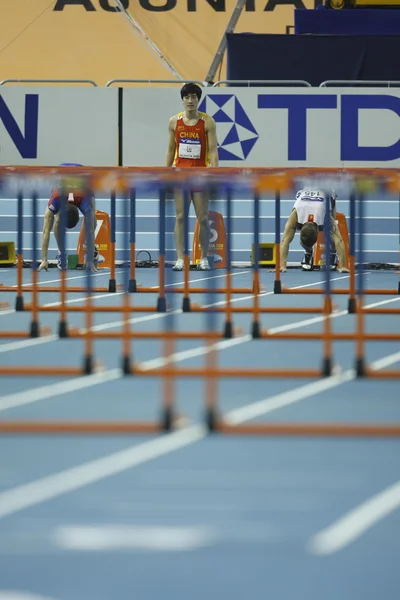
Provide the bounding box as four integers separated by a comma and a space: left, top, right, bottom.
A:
58, 321, 68, 338
205, 408, 217, 432
122, 355, 131, 375
356, 358, 365, 377
274, 280, 282, 294
30, 321, 39, 338
251, 321, 261, 339
223, 321, 233, 339
129, 279, 137, 293
162, 406, 174, 432
322, 357, 332, 377
398, 281, 400, 295
15, 296, 24, 311
348, 297, 357, 314
108, 279, 117, 293
324, 296, 332, 314
83, 355, 93, 375
182, 297, 191, 312
157, 297, 167, 313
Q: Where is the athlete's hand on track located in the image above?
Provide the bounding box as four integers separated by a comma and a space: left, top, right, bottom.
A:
37, 259, 49, 272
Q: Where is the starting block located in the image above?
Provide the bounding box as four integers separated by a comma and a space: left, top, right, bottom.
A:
192, 210, 227, 268
251, 243, 276, 267
77, 209, 112, 269
0, 242, 16, 266
313, 212, 350, 270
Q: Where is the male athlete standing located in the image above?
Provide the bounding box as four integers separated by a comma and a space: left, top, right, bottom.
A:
166, 83, 219, 271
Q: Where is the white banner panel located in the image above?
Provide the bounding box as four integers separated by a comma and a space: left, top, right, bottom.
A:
0, 87, 118, 166
122, 87, 400, 168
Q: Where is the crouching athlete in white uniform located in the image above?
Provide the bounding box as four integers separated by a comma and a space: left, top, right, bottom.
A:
280, 189, 350, 273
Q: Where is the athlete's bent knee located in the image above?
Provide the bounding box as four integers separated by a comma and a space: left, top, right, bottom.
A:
175, 214, 184, 225
197, 215, 209, 227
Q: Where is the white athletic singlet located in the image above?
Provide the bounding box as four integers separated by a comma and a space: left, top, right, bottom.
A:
293, 189, 328, 227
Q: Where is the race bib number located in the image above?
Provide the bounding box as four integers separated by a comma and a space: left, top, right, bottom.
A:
300, 190, 324, 202
179, 139, 201, 159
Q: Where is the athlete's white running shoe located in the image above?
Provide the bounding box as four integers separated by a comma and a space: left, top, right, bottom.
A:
56, 251, 68, 271
172, 258, 184, 271
198, 257, 211, 270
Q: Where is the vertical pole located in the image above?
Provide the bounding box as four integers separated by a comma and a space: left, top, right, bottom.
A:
182, 186, 191, 312
162, 194, 176, 431
128, 187, 137, 292
122, 192, 132, 374
83, 204, 94, 375
15, 192, 24, 311
30, 192, 39, 338
157, 185, 167, 312
348, 190, 357, 313
251, 189, 261, 338
162, 308, 176, 431
223, 185, 233, 338
355, 191, 366, 376
205, 267, 218, 432
58, 190, 68, 337
274, 188, 282, 293
398, 192, 400, 290
108, 190, 117, 293
321, 191, 332, 376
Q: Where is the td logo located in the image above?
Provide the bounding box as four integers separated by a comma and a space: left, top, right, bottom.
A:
199, 94, 259, 161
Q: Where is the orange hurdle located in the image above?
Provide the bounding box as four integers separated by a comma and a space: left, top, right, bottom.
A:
0, 166, 399, 436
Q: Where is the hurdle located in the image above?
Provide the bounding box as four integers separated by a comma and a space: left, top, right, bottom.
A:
0, 166, 399, 440
0, 170, 259, 316
129, 170, 400, 404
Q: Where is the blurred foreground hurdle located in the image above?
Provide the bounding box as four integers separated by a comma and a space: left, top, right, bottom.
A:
0, 166, 399, 436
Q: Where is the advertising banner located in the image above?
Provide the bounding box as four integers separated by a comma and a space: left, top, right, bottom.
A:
3, 85, 400, 168
122, 87, 400, 168
0, 87, 118, 165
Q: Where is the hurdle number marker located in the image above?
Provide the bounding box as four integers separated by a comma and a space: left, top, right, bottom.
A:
94, 219, 103, 240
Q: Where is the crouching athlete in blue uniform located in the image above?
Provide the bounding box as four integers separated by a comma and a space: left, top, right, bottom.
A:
37, 164, 98, 272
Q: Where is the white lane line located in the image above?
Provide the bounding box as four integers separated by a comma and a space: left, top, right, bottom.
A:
0, 370, 121, 412
0, 272, 342, 351
363, 296, 400, 309
225, 351, 400, 426
202, 274, 351, 309
0, 272, 110, 316
82, 273, 351, 335
21, 272, 109, 287
0, 348, 399, 521
224, 371, 355, 425
308, 480, 400, 556
271, 295, 400, 334
0, 292, 396, 411
0, 425, 207, 520
0, 335, 59, 353
369, 350, 400, 371
0, 271, 249, 349
225, 352, 400, 425
0, 275, 350, 409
